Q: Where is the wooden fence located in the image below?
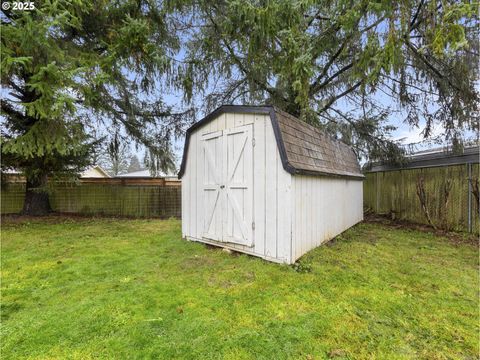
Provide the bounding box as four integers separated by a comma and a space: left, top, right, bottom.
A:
364, 163, 479, 233
1, 181, 181, 218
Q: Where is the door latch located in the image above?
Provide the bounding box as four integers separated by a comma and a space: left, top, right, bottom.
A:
220, 185, 225, 189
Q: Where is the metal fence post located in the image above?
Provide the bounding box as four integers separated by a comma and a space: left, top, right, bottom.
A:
468, 162, 472, 233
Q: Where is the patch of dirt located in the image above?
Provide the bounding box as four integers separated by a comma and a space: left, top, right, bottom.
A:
328, 349, 347, 358
1, 212, 179, 225
364, 213, 479, 246
1, 213, 97, 225
203, 243, 244, 257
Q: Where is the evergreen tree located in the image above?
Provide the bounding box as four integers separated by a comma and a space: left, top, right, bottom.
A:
2, 1, 478, 217
1, 1, 191, 214
183, 1, 479, 161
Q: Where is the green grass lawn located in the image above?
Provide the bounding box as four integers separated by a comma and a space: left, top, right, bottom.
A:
1, 218, 478, 359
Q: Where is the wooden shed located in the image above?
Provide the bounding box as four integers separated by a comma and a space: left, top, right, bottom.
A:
178, 105, 364, 264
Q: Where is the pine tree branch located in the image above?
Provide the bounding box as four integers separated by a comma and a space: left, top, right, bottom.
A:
410, 0, 425, 30
207, 5, 287, 103
309, 16, 383, 96
379, 74, 440, 96
6, 79, 25, 96
1, 101, 24, 119
317, 80, 363, 113
310, 61, 355, 95
404, 39, 463, 93
310, 42, 349, 95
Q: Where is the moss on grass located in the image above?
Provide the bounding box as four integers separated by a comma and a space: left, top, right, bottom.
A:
1, 218, 478, 359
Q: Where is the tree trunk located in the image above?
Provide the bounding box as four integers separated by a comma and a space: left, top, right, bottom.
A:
22, 174, 51, 216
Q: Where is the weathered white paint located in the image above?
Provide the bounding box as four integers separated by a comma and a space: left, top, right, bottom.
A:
181, 111, 363, 264
290, 175, 363, 262
182, 112, 292, 263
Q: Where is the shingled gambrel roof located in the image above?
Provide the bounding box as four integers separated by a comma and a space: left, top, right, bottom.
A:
178, 105, 364, 179
275, 109, 363, 178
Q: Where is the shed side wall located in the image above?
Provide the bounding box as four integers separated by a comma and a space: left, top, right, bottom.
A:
291, 176, 363, 262
181, 112, 292, 263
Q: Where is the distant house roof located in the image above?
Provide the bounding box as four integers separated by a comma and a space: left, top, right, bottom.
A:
116, 169, 178, 179
366, 145, 479, 172
3, 165, 111, 178
1, 169, 21, 175
178, 105, 363, 179
80, 165, 110, 178
116, 170, 151, 177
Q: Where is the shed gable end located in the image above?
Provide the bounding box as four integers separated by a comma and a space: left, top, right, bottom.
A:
178, 105, 363, 180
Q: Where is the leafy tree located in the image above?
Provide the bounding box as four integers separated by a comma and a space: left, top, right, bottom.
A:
183, 0, 479, 161
1, 1, 191, 215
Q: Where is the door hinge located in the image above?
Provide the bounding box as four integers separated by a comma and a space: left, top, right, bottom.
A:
252, 222, 255, 230
252, 138, 255, 147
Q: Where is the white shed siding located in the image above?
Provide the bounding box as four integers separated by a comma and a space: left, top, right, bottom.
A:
291, 176, 363, 261
181, 112, 292, 263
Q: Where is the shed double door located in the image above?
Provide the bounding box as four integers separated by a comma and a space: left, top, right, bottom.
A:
202, 124, 253, 247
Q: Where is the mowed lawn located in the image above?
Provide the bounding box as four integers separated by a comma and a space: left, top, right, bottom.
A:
1, 218, 478, 359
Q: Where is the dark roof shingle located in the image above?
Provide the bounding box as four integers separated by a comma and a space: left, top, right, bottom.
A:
274, 109, 363, 178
